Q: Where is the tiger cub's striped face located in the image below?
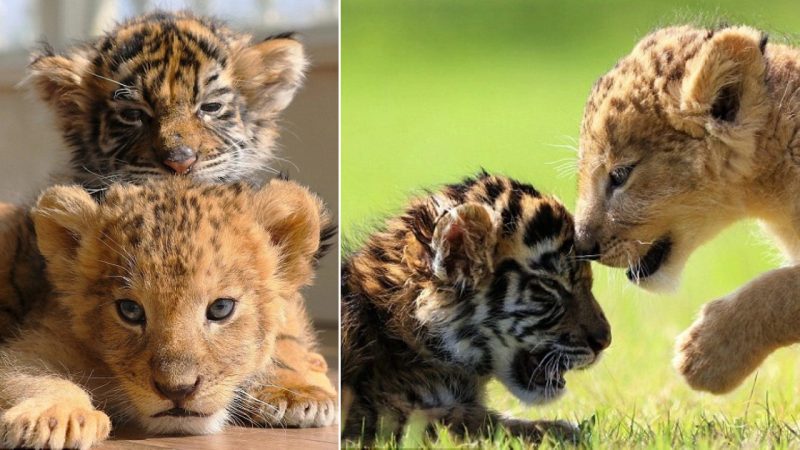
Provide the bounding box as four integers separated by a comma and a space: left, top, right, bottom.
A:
414, 180, 610, 404
28, 11, 307, 189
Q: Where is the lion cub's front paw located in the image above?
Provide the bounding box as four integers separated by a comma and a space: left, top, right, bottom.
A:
674, 298, 756, 394
256, 385, 337, 428
0, 398, 111, 450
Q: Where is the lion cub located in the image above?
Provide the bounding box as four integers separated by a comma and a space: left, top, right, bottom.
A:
0, 178, 334, 449
574, 25, 800, 394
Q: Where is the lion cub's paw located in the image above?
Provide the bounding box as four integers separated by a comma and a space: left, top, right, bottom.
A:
674, 298, 753, 394
257, 385, 337, 428
0, 398, 111, 450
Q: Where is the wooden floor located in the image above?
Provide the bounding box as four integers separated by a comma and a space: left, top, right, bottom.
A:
98, 326, 339, 450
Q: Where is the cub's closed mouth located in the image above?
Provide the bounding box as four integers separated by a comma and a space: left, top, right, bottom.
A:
626, 237, 672, 281
152, 408, 207, 418
513, 350, 567, 390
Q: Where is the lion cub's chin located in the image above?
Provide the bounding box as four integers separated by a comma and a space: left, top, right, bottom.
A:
139, 410, 229, 435
629, 264, 682, 293
626, 243, 691, 293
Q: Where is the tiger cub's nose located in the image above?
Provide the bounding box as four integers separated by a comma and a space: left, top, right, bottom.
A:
163, 146, 197, 174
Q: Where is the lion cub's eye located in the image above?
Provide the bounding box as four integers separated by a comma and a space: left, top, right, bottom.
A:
116, 299, 145, 324
207, 298, 236, 321
119, 108, 144, 124
199, 102, 223, 115
609, 165, 634, 190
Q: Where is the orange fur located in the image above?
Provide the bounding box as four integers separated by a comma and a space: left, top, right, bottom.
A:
0, 178, 334, 449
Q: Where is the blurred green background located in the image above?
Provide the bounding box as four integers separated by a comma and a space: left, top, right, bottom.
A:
342, 0, 800, 446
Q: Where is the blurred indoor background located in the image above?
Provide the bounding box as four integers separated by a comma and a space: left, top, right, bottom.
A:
0, 0, 338, 326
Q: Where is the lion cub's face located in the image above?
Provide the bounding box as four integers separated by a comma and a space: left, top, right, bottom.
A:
575, 26, 770, 291
32, 178, 325, 434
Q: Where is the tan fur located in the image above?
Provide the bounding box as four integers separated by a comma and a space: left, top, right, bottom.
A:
0, 12, 335, 435
575, 25, 800, 393
0, 178, 334, 449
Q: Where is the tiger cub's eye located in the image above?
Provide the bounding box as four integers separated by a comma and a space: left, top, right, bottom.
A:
207, 298, 236, 321
119, 108, 144, 124
200, 102, 223, 114
116, 299, 145, 324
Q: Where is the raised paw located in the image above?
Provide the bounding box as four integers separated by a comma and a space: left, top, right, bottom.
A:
252, 385, 337, 428
674, 298, 762, 394
0, 398, 111, 450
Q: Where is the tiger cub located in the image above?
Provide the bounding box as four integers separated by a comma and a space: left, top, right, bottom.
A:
0, 11, 335, 427
0, 178, 333, 449
29, 11, 306, 188
342, 172, 611, 443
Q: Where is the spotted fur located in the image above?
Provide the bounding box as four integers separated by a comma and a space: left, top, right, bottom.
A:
2, 11, 309, 327
341, 172, 611, 444
0, 178, 335, 449
574, 25, 800, 394
0, 12, 337, 427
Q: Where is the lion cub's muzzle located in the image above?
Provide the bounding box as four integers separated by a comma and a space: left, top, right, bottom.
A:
625, 237, 672, 281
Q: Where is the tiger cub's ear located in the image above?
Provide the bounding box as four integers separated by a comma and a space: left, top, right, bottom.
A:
30, 186, 98, 284
430, 203, 498, 288
253, 179, 329, 291
27, 47, 92, 119
233, 35, 308, 116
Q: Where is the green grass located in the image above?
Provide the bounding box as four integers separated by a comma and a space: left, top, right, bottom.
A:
342, 1, 800, 448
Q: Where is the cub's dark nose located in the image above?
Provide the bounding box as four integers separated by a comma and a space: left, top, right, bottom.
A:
586, 325, 611, 353
154, 377, 201, 405
163, 146, 197, 174
576, 241, 601, 261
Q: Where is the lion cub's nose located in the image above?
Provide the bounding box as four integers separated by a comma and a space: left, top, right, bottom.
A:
155, 377, 201, 404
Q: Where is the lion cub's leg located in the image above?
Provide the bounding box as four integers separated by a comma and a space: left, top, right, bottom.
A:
246, 294, 336, 427
675, 266, 800, 393
0, 373, 111, 450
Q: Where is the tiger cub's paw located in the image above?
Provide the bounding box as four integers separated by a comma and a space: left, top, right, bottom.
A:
501, 418, 579, 444
536, 420, 580, 443
0, 398, 111, 450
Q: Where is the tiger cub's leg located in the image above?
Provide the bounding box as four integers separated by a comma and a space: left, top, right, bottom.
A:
498, 416, 579, 444
446, 406, 578, 444
0, 205, 48, 339
245, 293, 337, 427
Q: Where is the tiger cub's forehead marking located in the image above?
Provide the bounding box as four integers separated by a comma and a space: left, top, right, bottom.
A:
95, 15, 234, 105
433, 173, 580, 285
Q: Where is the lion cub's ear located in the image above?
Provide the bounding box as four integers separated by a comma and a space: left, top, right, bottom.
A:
673, 26, 769, 148
253, 179, 329, 290
233, 35, 308, 116
27, 47, 92, 119
31, 186, 98, 279
429, 203, 498, 288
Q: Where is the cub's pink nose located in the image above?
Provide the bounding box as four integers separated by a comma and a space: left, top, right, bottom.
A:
163, 147, 197, 174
